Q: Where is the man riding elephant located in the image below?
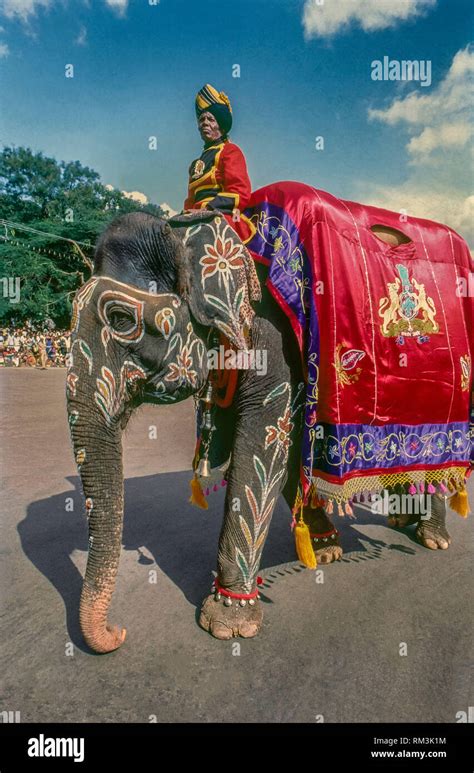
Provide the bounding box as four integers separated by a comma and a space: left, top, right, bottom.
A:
184, 84, 255, 243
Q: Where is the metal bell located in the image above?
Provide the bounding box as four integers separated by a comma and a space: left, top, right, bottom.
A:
248, 599, 255, 606
224, 598, 233, 607
239, 599, 247, 607
202, 411, 215, 431
197, 458, 211, 477
214, 592, 221, 602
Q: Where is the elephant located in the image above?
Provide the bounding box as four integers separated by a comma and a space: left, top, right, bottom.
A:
66, 208, 453, 654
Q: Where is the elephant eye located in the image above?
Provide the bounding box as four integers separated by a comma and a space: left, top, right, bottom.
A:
107, 305, 136, 333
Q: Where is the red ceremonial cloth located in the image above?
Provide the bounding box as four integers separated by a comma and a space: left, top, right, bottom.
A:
243, 182, 473, 505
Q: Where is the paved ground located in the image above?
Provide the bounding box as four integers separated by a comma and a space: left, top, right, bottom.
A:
0, 369, 472, 723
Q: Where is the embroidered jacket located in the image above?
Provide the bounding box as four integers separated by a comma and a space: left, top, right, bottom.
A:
183, 139, 255, 242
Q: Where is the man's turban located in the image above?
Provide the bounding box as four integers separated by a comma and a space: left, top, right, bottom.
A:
195, 84, 233, 136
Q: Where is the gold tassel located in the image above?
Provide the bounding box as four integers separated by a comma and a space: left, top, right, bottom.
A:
448, 486, 470, 518
294, 505, 317, 569
189, 474, 208, 510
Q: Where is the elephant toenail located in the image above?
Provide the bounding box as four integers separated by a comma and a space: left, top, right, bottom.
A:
239, 622, 259, 638
210, 622, 233, 640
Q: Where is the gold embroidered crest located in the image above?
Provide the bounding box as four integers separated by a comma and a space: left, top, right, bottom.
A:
378, 263, 439, 342
191, 159, 205, 180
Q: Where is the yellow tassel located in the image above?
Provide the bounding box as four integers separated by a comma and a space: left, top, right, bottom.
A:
189, 474, 208, 510
294, 506, 317, 569
448, 486, 470, 518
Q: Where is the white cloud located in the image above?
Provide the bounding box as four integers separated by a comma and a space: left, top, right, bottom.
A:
0, 0, 129, 22
406, 122, 471, 157
106, 185, 148, 205
365, 47, 474, 246
0, 0, 54, 22
159, 202, 177, 217
364, 184, 474, 246
368, 46, 473, 164
369, 47, 474, 134
302, 0, 436, 39
75, 24, 87, 46
122, 189, 148, 205
104, 0, 128, 16
0, 41, 9, 56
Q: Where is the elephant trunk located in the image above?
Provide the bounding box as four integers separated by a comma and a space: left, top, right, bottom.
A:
68, 393, 126, 654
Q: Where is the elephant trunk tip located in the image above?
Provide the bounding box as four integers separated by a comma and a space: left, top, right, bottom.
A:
80, 598, 127, 654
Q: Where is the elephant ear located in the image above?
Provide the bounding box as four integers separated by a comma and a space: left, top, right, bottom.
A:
169, 211, 261, 350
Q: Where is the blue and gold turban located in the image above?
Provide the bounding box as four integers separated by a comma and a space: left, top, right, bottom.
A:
195, 84, 233, 136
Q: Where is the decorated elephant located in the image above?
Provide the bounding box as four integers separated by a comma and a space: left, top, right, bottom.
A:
66, 181, 472, 653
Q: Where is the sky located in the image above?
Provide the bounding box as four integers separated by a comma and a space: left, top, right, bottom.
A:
0, 0, 473, 244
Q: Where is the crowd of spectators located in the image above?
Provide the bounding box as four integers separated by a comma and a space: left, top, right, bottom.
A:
0, 324, 71, 368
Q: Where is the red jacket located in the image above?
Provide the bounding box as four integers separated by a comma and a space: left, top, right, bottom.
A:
183, 139, 255, 243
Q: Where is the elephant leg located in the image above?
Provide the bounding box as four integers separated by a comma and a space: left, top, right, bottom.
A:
388, 492, 451, 550
199, 336, 296, 639
416, 494, 451, 550
302, 505, 343, 563
281, 393, 343, 565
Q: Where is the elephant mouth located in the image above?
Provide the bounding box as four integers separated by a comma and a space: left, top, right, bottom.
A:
142, 380, 187, 405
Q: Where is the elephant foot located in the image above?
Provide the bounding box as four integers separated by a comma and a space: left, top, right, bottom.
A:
416, 520, 451, 550
199, 593, 263, 640
305, 507, 343, 564
387, 512, 419, 529
387, 499, 451, 550
314, 542, 342, 564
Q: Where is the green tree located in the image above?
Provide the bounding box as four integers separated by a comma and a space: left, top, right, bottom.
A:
0, 146, 166, 327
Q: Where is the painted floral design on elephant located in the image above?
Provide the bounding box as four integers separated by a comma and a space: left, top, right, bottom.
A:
95, 360, 148, 424
155, 304, 178, 340
237, 382, 294, 592
69, 338, 94, 375
66, 372, 79, 398
164, 322, 205, 388
70, 277, 99, 333
183, 218, 259, 350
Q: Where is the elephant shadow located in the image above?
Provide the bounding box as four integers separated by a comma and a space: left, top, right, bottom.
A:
17, 471, 415, 652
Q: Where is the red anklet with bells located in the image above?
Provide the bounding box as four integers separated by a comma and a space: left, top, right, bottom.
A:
212, 576, 263, 607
